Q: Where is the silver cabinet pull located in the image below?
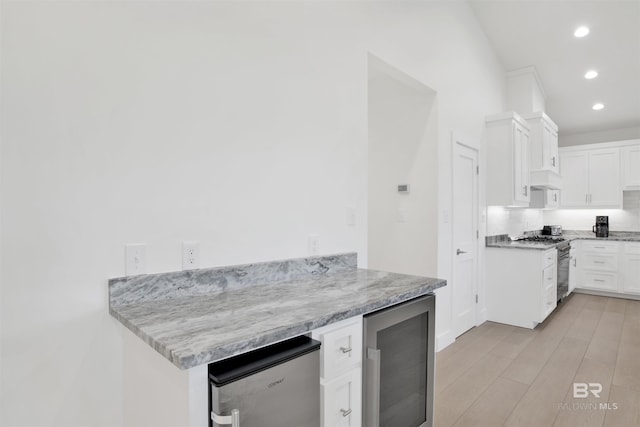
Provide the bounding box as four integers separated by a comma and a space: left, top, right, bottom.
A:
212, 409, 240, 427
523, 186, 528, 196
340, 408, 352, 417
339, 346, 352, 354
594, 279, 605, 282
554, 193, 558, 202
456, 249, 467, 255
552, 156, 556, 167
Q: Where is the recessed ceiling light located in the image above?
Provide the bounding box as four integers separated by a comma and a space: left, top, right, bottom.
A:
585, 70, 598, 79
592, 103, 604, 110
574, 26, 590, 37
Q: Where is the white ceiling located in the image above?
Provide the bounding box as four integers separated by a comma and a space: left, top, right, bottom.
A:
470, 0, 640, 136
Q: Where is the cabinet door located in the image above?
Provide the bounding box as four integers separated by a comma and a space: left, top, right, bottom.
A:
546, 189, 560, 208
569, 246, 577, 294
513, 122, 530, 204
560, 151, 589, 207
588, 148, 621, 207
622, 145, 640, 189
549, 129, 559, 174
541, 122, 559, 173
622, 243, 640, 294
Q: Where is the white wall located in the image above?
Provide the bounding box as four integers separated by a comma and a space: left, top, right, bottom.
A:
368, 56, 438, 277
1, 1, 506, 425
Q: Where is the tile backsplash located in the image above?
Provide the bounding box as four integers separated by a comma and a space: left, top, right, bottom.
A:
487, 191, 640, 236
543, 191, 640, 231
486, 206, 544, 237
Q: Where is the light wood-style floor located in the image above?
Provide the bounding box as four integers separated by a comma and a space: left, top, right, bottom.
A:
434, 293, 640, 427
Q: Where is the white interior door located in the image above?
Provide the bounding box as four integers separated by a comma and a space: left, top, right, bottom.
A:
452, 135, 479, 337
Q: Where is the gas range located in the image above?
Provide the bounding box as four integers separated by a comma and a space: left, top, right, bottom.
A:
519, 235, 570, 250
522, 236, 566, 243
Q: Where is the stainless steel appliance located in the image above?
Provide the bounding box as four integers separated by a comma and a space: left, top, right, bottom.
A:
593, 215, 609, 238
542, 225, 562, 236
363, 294, 435, 427
556, 240, 571, 301
209, 335, 321, 427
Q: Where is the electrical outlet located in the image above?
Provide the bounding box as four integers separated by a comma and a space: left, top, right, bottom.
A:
182, 241, 200, 270
125, 244, 147, 276
347, 207, 356, 226
308, 234, 320, 256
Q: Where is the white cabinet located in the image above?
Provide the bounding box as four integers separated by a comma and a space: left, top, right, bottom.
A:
312, 317, 362, 427
569, 244, 577, 294
622, 242, 640, 294
622, 144, 640, 190
523, 112, 562, 189
486, 112, 531, 207
321, 369, 362, 427
574, 240, 621, 293
486, 247, 557, 329
559, 147, 621, 208
530, 188, 560, 209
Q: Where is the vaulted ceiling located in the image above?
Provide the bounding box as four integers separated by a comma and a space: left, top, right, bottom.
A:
470, 0, 640, 136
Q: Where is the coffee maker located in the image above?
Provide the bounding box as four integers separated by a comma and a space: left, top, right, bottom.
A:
592, 216, 609, 238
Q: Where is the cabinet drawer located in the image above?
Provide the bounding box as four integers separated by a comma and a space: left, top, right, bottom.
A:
582, 241, 619, 254
321, 368, 362, 427
624, 243, 640, 255
543, 264, 556, 292
543, 249, 557, 269
581, 271, 618, 291
312, 317, 362, 380
582, 253, 618, 272
541, 286, 557, 321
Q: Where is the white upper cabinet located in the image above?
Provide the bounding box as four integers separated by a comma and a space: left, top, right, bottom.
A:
622, 144, 640, 190
486, 112, 531, 207
530, 188, 560, 209
523, 112, 562, 189
559, 147, 621, 208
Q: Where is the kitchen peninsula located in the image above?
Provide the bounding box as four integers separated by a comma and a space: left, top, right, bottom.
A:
109, 252, 446, 426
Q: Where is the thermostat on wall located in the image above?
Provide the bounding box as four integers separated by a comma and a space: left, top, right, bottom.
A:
397, 184, 410, 193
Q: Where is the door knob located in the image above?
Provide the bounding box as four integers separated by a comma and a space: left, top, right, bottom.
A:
456, 249, 467, 255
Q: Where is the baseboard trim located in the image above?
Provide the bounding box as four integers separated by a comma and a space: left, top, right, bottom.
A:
574, 288, 640, 301
436, 329, 455, 352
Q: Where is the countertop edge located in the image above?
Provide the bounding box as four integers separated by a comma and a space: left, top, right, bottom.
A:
113, 277, 446, 370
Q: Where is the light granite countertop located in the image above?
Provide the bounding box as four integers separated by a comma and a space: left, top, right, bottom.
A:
562, 230, 640, 243
109, 252, 446, 370
486, 231, 640, 251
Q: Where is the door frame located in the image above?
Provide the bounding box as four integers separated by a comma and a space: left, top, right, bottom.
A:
450, 131, 481, 337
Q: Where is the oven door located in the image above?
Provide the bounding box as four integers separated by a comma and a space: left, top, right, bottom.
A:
557, 245, 570, 301
363, 295, 435, 427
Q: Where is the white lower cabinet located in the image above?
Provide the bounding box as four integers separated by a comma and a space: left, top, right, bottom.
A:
576, 241, 620, 292
321, 368, 362, 427
622, 243, 640, 294
574, 240, 640, 296
486, 247, 557, 329
312, 316, 363, 427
